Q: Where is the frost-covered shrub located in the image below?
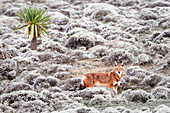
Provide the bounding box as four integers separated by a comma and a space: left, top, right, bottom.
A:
108, 0, 139, 6
38, 52, 53, 62
89, 95, 107, 105
56, 64, 72, 72
48, 87, 62, 93
119, 32, 134, 39
84, 3, 119, 22
0, 59, 17, 71
59, 77, 81, 91
152, 104, 170, 113
49, 30, 66, 42
116, 106, 133, 113
100, 26, 117, 40
153, 59, 169, 71
53, 72, 70, 80
139, 9, 158, 20
8, 70, 17, 79
109, 49, 134, 63
53, 53, 75, 64
0, 87, 3, 94
16, 71, 42, 85
121, 89, 152, 103
34, 76, 59, 90
16, 100, 51, 113
137, 26, 151, 34
157, 76, 170, 88
41, 41, 67, 53
23, 50, 38, 58
69, 50, 87, 60
129, 76, 143, 85
133, 54, 153, 65
40, 64, 58, 75
11, 39, 28, 49
125, 66, 139, 74
0, 90, 44, 107
0, 103, 14, 113
76, 106, 100, 113
141, 74, 162, 88
105, 41, 139, 55
65, 31, 95, 49
90, 46, 108, 57
126, 66, 151, 78
50, 12, 69, 25
101, 28, 134, 41
151, 30, 170, 44
63, 101, 83, 110
68, 87, 111, 99
34, 77, 51, 89
41, 90, 72, 110
102, 49, 134, 64
159, 18, 170, 29
148, 32, 161, 42
149, 44, 169, 56
13, 56, 39, 73
147, 30, 170, 44
65, 21, 87, 33
138, 107, 150, 113
144, 36, 169, 56
0, 27, 13, 35
7, 46, 20, 57
137, 20, 158, 28
102, 107, 119, 113
67, 27, 87, 36
40, 64, 72, 75
0, 80, 11, 92
4, 7, 19, 16
0, 59, 17, 80
0, 69, 15, 81
52, 106, 99, 113
4, 82, 32, 93
69, 49, 97, 60
0, 16, 19, 30
151, 86, 170, 99
145, 1, 170, 8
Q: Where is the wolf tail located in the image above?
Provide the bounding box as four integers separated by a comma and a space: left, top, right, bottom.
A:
80, 76, 86, 90
80, 84, 85, 90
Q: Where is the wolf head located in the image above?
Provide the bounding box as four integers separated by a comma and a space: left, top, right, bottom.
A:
114, 63, 124, 78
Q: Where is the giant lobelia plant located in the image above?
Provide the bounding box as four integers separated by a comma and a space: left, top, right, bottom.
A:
14, 7, 52, 50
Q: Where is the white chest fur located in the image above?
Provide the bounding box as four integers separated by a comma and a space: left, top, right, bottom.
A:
115, 71, 123, 77
95, 82, 108, 87
113, 81, 120, 86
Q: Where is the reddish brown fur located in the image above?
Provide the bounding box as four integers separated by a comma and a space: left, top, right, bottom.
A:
80, 64, 124, 94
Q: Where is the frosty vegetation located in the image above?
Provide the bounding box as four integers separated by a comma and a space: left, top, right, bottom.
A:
0, 0, 170, 112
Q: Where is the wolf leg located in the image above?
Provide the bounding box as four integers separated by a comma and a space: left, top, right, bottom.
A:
114, 85, 118, 94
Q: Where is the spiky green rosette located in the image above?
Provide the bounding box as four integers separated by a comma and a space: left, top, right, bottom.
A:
14, 7, 52, 40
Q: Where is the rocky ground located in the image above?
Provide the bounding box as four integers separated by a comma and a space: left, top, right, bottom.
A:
0, 0, 170, 113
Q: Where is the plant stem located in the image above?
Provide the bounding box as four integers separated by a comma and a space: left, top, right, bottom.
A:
31, 37, 37, 50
